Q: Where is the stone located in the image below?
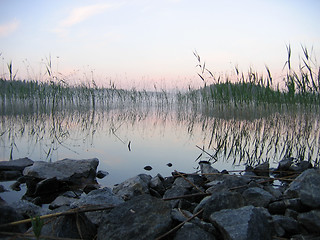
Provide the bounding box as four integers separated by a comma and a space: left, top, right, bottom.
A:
284, 169, 320, 208
0, 170, 22, 181
49, 196, 76, 209
199, 161, 220, 181
272, 215, 300, 236
144, 165, 152, 171
71, 187, 124, 225
173, 176, 195, 189
96, 170, 108, 179
253, 161, 269, 177
277, 157, 294, 172
149, 174, 165, 195
41, 212, 96, 240
0, 205, 28, 237
289, 161, 313, 172
297, 210, 320, 234
97, 194, 172, 240
209, 205, 272, 240
206, 174, 249, 194
268, 198, 304, 215
113, 174, 151, 201
0, 184, 7, 193
174, 223, 216, 240
242, 187, 275, 207
197, 191, 244, 220
8, 200, 50, 218
0, 157, 34, 171
163, 185, 190, 208
23, 158, 99, 186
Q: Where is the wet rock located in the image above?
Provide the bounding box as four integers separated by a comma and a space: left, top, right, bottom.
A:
113, 174, 151, 201
197, 191, 244, 220
297, 210, 320, 234
199, 161, 220, 181
272, 215, 300, 237
167, 163, 173, 167
209, 205, 272, 240
23, 158, 99, 187
0, 170, 22, 181
253, 161, 269, 177
242, 187, 275, 207
149, 174, 165, 195
97, 194, 172, 240
96, 170, 108, 179
174, 222, 216, 240
0, 205, 28, 237
0, 157, 34, 171
41, 212, 96, 240
284, 169, 320, 208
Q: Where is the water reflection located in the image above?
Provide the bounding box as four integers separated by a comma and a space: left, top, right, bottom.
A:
1, 104, 319, 188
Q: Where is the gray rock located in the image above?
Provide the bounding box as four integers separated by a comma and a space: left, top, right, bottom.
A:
209, 205, 272, 240
0, 157, 34, 171
253, 161, 269, 177
289, 161, 313, 172
0, 205, 28, 237
113, 174, 151, 201
277, 157, 294, 171
263, 185, 283, 199
272, 215, 300, 236
198, 191, 244, 220
206, 174, 249, 194
199, 161, 220, 181
174, 223, 216, 240
0, 170, 22, 181
8, 200, 50, 218
23, 158, 99, 186
96, 170, 108, 179
284, 169, 320, 208
49, 195, 76, 209
41, 212, 96, 240
268, 198, 304, 214
297, 210, 320, 234
71, 187, 124, 225
149, 173, 165, 195
173, 176, 195, 189
97, 194, 172, 240
0, 184, 7, 193
163, 184, 189, 208
242, 187, 275, 207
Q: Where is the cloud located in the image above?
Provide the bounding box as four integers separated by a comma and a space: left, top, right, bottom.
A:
0, 19, 20, 38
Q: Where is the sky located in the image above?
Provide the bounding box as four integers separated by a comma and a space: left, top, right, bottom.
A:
0, 0, 319, 90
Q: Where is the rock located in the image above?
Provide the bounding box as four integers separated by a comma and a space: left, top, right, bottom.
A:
149, 174, 165, 195
8, 200, 50, 218
144, 165, 152, 171
253, 161, 269, 177
163, 184, 190, 208
206, 174, 249, 194
268, 198, 304, 215
289, 161, 313, 172
41, 212, 96, 240
199, 161, 220, 181
297, 210, 320, 234
0, 170, 22, 181
49, 196, 76, 209
96, 170, 108, 179
71, 187, 124, 225
97, 194, 172, 240
0, 157, 34, 171
263, 185, 283, 199
197, 191, 244, 220
242, 187, 275, 207
174, 222, 216, 240
209, 205, 272, 240
113, 174, 151, 201
23, 158, 99, 187
277, 157, 294, 172
0, 205, 28, 237
173, 176, 195, 189
284, 169, 320, 208
0, 184, 7, 193
272, 215, 300, 236
167, 163, 173, 167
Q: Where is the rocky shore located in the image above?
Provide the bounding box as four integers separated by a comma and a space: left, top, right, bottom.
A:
0, 157, 320, 239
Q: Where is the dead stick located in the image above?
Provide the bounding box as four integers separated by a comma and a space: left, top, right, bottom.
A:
155, 209, 204, 240
174, 170, 205, 193
196, 145, 218, 162
0, 205, 116, 228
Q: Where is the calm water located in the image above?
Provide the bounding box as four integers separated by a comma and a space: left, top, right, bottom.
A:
1, 104, 319, 202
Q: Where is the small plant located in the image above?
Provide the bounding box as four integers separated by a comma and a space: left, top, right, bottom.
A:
31, 215, 44, 240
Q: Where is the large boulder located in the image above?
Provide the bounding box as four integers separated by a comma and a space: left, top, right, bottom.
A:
242, 187, 275, 207
209, 205, 272, 240
297, 210, 320, 234
23, 158, 99, 186
113, 174, 151, 201
284, 169, 320, 208
0, 205, 28, 237
97, 194, 172, 240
